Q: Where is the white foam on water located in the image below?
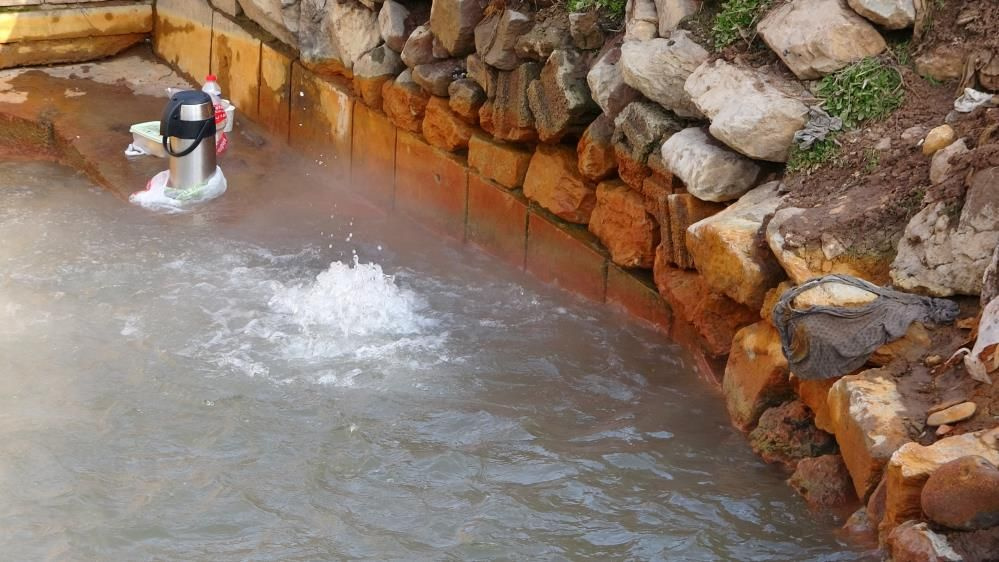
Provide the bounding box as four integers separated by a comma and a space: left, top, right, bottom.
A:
269, 256, 428, 338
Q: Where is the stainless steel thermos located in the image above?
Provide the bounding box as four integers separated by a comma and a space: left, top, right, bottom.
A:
160, 90, 217, 190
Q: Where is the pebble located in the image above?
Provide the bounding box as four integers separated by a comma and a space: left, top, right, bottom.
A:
922, 124, 956, 156
926, 401, 977, 427
925, 354, 944, 367
936, 424, 953, 436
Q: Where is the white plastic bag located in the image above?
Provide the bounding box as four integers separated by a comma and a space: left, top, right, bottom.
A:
964, 297, 999, 384
129, 167, 227, 213
954, 88, 995, 113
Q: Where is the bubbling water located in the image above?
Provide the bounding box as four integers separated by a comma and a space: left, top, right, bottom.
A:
268, 256, 427, 337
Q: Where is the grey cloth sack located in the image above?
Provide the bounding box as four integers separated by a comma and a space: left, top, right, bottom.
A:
773, 274, 960, 380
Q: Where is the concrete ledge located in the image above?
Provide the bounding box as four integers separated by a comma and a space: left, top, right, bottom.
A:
0, 32, 143, 69
0, 3, 152, 43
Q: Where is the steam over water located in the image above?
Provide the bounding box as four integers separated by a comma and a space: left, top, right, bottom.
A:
0, 161, 873, 560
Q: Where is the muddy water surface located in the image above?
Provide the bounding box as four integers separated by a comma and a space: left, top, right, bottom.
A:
0, 160, 873, 560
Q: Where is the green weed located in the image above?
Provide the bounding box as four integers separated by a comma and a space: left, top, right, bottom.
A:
787, 137, 840, 174
863, 148, 880, 172
816, 57, 904, 128
711, 0, 773, 49
566, 0, 626, 18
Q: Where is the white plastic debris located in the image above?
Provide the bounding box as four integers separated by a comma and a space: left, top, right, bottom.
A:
129, 167, 227, 213
964, 297, 999, 384
954, 88, 995, 113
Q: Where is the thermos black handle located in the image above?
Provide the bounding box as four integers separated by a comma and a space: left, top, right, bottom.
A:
160, 94, 216, 158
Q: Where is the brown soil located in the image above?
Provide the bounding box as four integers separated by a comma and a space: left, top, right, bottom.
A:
914, 0, 999, 61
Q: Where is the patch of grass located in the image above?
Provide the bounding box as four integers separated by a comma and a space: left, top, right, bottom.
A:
889, 39, 912, 67
863, 148, 880, 172
816, 57, 904, 128
787, 137, 840, 174
711, 0, 774, 49
566, 0, 626, 18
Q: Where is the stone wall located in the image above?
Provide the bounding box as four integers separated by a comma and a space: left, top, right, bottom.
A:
0, 1, 152, 69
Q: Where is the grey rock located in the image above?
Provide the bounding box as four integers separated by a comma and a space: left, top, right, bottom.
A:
621, 31, 708, 119
685, 59, 809, 162
238, 0, 300, 48
662, 127, 761, 203
515, 10, 572, 61
401, 24, 435, 67
378, 0, 411, 52
758, 0, 887, 79
475, 9, 533, 71
891, 166, 999, 296
466, 53, 497, 98
612, 101, 683, 166
413, 58, 466, 96
429, 0, 485, 57
299, 0, 383, 75
489, 62, 541, 142
527, 48, 599, 143
448, 78, 486, 124
569, 11, 603, 50
353, 43, 405, 78
655, 0, 699, 34
586, 36, 641, 119
625, 0, 659, 41
847, 0, 915, 30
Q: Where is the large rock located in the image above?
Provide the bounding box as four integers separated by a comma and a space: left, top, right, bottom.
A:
915, 43, 968, 83
793, 376, 838, 433
401, 24, 435, 68
378, 0, 413, 52
653, 261, 758, 356
448, 78, 486, 124
881, 429, 999, 537
758, 0, 887, 80
568, 11, 603, 50
412, 58, 465, 96
238, 0, 300, 47
468, 134, 532, 189
487, 63, 540, 142
749, 400, 836, 469
789, 454, 857, 507
353, 44, 406, 108
891, 167, 999, 297
474, 9, 532, 70
527, 49, 599, 143
655, 0, 699, 33
984, 244, 999, 306
382, 69, 431, 132
429, 0, 485, 57
686, 182, 785, 308
299, 0, 382, 76
847, 0, 915, 30
465, 53, 497, 98
766, 199, 903, 285
621, 32, 708, 118
828, 368, 913, 500
929, 138, 969, 185
523, 145, 597, 224
422, 96, 474, 152
922, 456, 999, 532
577, 115, 618, 182
612, 101, 683, 189
625, 0, 659, 41
515, 10, 571, 61
667, 193, 724, 269
684, 60, 809, 162
887, 521, 964, 562
723, 321, 794, 431
661, 127, 761, 203
589, 180, 659, 268
587, 37, 641, 119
